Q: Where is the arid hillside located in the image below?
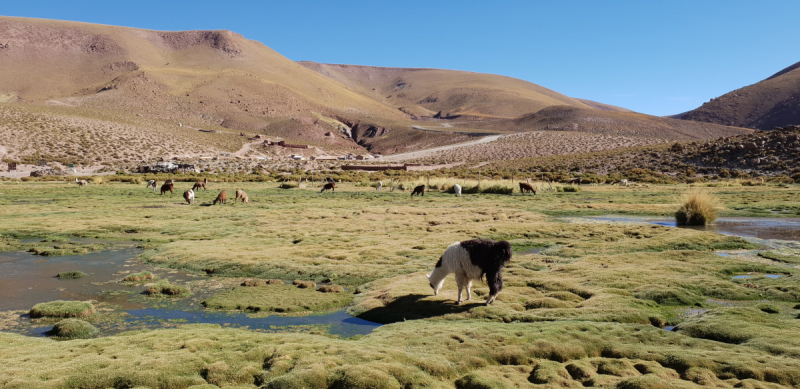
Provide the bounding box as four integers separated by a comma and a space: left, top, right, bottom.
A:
490, 105, 755, 139
0, 16, 457, 155
678, 61, 800, 130
299, 61, 630, 119
486, 125, 800, 181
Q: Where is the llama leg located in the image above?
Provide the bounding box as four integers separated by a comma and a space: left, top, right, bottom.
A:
466, 280, 473, 301
455, 273, 465, 304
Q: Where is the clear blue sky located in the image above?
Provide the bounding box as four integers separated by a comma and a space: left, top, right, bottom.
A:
4, 0, 799, 116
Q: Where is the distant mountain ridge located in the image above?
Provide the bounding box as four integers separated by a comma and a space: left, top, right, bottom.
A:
678, 61, 800, 130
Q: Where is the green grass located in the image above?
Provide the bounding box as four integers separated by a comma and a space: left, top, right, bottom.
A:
144, 281, 191, 297
202, 284, 352, 313
56, 271, 87, 279
29, 301, 95, 318
122, 271, 154, 282
1, 182, 800, 388
47, 319, 98, 340
758, 251, 800, 264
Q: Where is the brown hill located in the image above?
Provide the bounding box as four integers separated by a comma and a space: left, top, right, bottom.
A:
298, 62, 620, 119
474, 105, 754, 139
0, 16, 450, 156
679, 61, 800, 130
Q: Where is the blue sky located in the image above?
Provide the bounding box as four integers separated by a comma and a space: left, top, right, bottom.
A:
4, 0, 799, 116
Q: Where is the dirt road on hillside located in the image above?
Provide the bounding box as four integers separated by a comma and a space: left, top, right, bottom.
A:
376, 134, 504, 162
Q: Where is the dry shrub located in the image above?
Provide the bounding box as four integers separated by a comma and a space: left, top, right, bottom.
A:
675, 190, 718, 226
318, 285, 344, 293
293, 280, 316, 289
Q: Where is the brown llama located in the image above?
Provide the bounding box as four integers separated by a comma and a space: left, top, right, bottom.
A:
519, 182, 536, 195
192, 178, 208, 191
320, 182, 335, 192
411, 185, 425, 196
235, 189, 248, 204
160, 183, 174, 195
213, 190, 227, 205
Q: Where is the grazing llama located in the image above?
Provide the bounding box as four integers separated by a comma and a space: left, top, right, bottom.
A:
193, 178, 208, 191
75, 178, 88, 187
235, 189, 248, 204
320, 182, 335, 192
160, 182, 174, 195
428, 239, 512, 305
213, 190, 227, 205
618, 179, 628, 187
376, 181, 383, 191
453, 184, 462, 197
519, 182, 536, 195
183, 189, 195, 204
411, 185, 425, 196
146, 180, 158, 192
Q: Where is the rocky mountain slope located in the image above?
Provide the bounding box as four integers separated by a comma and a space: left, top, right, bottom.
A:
678, 61, 800, 130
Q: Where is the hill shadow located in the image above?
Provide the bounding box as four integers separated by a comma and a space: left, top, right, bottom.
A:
355, 293, 483, 324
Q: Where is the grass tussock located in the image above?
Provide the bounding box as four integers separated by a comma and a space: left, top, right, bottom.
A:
144, 281, 191, 297
293, 280, 317, 289
47, 319, 98, 340
29, 301, 95, 318
56, 271, 87, 279
318, 285, 344, 293
675, 190, 719, 226
123, 271, 154, 282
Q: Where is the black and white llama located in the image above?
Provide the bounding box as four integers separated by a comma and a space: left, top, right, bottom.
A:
427, 239, 512, 305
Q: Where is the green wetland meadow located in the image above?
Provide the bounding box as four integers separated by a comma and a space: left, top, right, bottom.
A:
1, 180, 800, 388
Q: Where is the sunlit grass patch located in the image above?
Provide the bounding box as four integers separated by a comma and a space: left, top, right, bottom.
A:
47, 319, 98, 340
29, 301, 95, 318
201, 284, 352, 313
144, 281, 191, 297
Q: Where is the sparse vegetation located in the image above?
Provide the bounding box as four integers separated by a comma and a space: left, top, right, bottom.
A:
56, 271, 86, 279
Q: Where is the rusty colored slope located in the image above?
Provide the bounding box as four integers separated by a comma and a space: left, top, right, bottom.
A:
678, 61, 800, 130
298, 61, 618, 119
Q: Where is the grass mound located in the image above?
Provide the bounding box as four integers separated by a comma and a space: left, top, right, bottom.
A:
675, 190, 718, 226
202, 285, 352, 313
29, 301, 95, 318
757, 251, 800, 264
293, 280, 316, 289
145, 282, 191, 297
47, 319, 98, 339
56, 271, 87, 279
123, 271, 154, 282
319, 285, 344, 293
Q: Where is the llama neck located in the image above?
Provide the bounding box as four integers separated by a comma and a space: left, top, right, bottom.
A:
428, 266, 449, 292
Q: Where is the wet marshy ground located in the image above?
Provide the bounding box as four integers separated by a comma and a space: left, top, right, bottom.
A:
0, 242, 380, 338
589, 216, 800, 241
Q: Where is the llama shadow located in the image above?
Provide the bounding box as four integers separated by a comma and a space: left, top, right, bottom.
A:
355, 293, 483, 324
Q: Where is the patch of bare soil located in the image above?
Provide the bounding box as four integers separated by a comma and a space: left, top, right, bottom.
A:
408, 131, 669, 164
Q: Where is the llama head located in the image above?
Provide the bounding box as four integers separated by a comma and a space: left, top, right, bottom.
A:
427, 256, 446, 295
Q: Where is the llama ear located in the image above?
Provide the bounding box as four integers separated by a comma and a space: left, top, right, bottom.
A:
426, 274, 431, 279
